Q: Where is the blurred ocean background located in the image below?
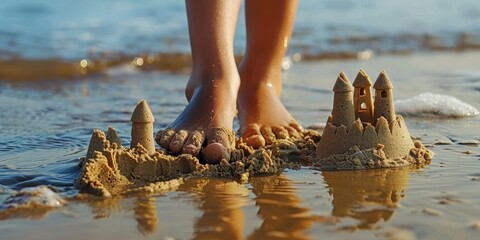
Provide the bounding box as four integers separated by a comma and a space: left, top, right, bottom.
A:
1, 0, 479, 61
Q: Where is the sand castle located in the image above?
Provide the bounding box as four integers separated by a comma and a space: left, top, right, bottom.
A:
78, 77, 433, 195
317, 70, 418, 160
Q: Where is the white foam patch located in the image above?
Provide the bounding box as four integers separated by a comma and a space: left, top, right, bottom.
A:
2, 186, 65, 209
395, 93, 479, 118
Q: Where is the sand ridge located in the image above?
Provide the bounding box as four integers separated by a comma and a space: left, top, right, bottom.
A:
77, 126, 433, 197
313, 141, 433, 171
77, 128, 319, 197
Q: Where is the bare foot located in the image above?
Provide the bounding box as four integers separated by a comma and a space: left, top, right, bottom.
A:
156, 72, 239, 164
237, 70, 303, 149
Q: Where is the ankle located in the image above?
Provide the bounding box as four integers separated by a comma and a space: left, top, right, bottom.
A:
186, 63, 240, 100
239, 66, 282, 95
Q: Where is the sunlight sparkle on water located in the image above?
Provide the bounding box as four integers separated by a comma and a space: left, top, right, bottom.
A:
134, 57, 144, 66
80, 59, 88, 68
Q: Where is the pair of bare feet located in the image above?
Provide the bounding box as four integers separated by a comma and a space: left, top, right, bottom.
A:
155, 65, 303, 164
156, 0, 301, 163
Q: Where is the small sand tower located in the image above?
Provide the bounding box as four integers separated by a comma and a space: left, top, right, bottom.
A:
373, 71, 395, 124
331, 72, 355, 127
131, 100, 155, 155
353, 70, 374, 123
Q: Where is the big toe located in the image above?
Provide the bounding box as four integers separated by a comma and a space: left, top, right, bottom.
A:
202, 143, 230, 164
201, 128, 235, 164
241, 124, 265, 149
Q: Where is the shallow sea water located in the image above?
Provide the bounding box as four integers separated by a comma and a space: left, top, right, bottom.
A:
1, 0, 480, 239
1, 51, 479, 239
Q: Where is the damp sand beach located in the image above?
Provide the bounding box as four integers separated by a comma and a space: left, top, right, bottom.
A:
1, 50, 479, 239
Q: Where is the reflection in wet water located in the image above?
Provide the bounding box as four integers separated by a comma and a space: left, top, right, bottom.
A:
322, 168, 410, 231
180, 178, 248, 240
0, 164, 468, 239
249, 175, 313, 240
88, 196, 122, 220
133, 196, 158, 235
81, 194, 161, 236
74, 176, 320, 238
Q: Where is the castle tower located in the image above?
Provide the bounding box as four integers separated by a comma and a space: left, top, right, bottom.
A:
352, 69, 374, 123
373, 71, 395, 124
331, 72, 355, 127
131, 99, 156, 155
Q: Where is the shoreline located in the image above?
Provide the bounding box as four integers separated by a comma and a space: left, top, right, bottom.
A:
2, 49, 480, 81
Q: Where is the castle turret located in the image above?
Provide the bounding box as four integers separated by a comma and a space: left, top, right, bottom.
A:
373, 71, 395, 124
353, 69, 374, 123
331, 72, 355, 127
131, 100, 155, 155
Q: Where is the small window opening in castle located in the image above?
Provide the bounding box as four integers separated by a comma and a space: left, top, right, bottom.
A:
360, 88, 366, 96
360, 102, 367, 110
381, 90, 387, 98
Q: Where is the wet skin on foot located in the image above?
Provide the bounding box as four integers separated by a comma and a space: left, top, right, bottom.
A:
155, 73, 239, 164
237, 75, 303, 149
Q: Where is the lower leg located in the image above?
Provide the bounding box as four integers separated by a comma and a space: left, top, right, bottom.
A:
238, 0, 302, 148
156, 0, 241, 163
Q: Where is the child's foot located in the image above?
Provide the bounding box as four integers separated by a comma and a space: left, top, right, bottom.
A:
156, 72, 239, 164
237, 70, 303, 148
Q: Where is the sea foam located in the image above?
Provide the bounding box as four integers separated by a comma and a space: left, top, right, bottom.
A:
395, 93, 479, 118
1, 186, 65, 209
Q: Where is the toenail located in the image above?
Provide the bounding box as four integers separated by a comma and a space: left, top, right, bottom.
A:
202, 143, 229, 164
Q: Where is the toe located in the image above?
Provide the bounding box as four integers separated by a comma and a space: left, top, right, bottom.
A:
285, 126, 300, 138
241, 124, 265, 149
156, 129, 176, 149
202, 142, 229, 164
169, 130, 189, 154
202, 128, 235, 163
272, 126, 289, 139
289, 122, 304, 133
260, 126, 276, 145
206, 128, 235, 148
181, 130, 205, 156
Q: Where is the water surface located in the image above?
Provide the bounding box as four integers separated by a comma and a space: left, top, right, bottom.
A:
1, 51, 480, 239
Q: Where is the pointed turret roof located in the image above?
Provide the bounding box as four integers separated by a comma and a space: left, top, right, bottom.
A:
131, 99, 155, 123
332, 72, 353, 92
353, 69, 372, 87
373, 70, 393, 90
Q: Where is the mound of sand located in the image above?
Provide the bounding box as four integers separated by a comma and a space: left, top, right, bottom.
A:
77, 127, 432, 197
312, 141, 433, 171
77, 128, 319, 197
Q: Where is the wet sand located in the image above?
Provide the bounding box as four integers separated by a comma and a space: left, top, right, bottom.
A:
1, 51, 480, 239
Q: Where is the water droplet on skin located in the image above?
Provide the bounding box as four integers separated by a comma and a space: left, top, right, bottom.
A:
282, 57, 292, 70
266, 83, 273, 88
